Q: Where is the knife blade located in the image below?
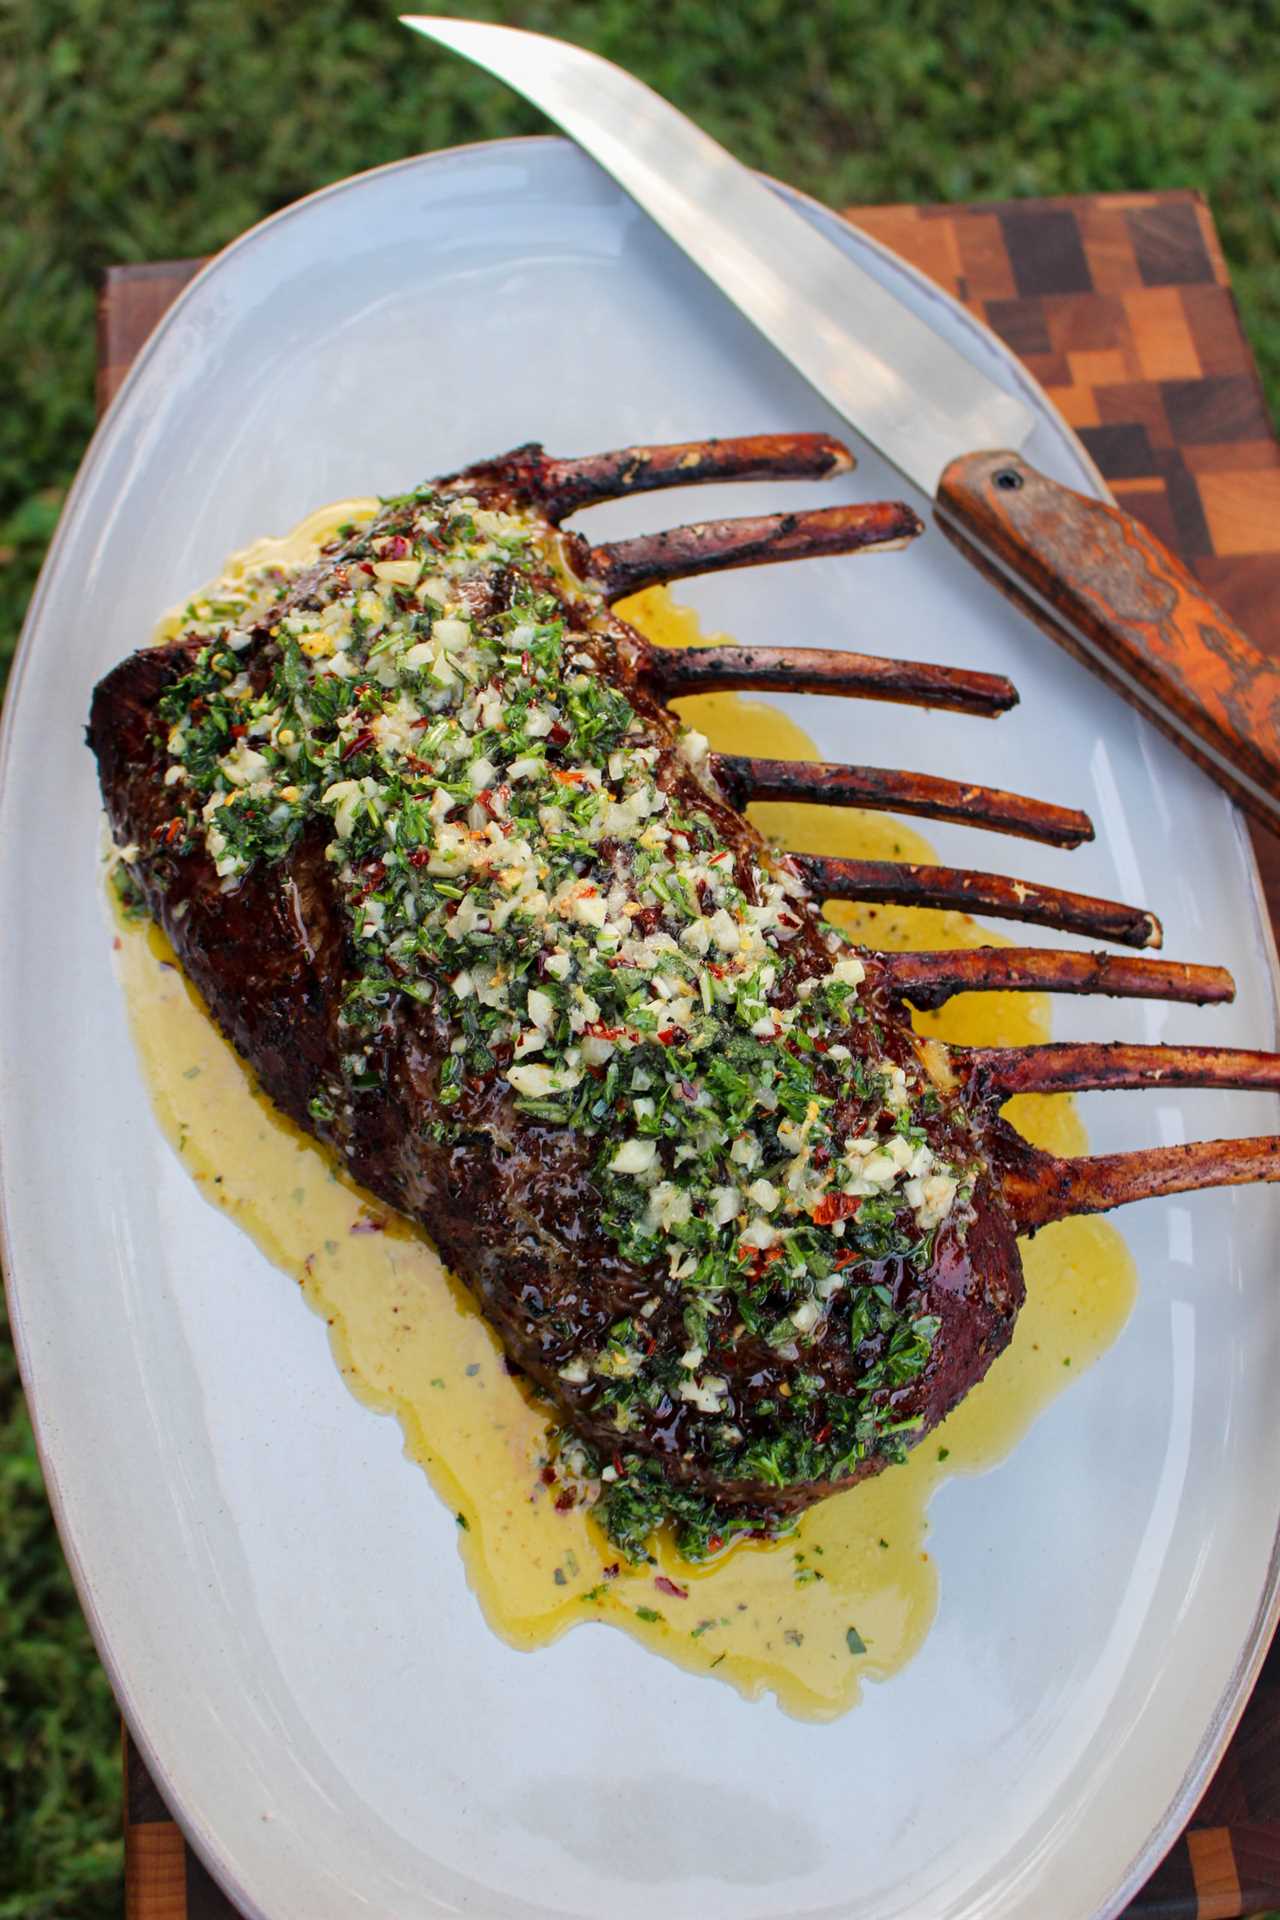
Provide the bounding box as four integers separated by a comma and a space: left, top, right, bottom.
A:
403, 14, 1280, 833
403, 15, 1033, 497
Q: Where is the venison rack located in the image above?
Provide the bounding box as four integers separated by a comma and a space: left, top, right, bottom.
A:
91, 425, 1280, 1535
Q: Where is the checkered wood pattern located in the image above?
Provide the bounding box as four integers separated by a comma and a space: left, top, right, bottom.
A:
851, 193, 1280, 657
100, 187, 1280, 1920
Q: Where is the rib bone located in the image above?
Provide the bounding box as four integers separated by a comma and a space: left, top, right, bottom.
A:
580, 501, 924, 600
641, 642, 1018, 717
449, 433, 856, 522
965, 1042, 1280, 1102
881, 948, 1234, 1011
992, 1122, 1280, 1231
794, 854, 1162, 949
713, 754, 1093, 848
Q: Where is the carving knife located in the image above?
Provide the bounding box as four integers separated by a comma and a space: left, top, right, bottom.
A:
403, 14, 1280, 831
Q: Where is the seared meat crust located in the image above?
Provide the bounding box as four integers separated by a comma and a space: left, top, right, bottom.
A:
89, 480, 1023, 1533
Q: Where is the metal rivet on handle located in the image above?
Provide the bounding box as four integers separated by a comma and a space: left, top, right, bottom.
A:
994, 469, 1024, 492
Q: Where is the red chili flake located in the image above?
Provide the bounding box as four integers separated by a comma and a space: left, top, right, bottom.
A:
778, 912, 800, 929
813, 1422, 832, 1446
832, 1251, 863, 1271
654, 1576, 688, 1601
603, 1562, 621, 1579
350, 1214, 386, 1235
554, 1489, 576, 1512
229, 722, 246, 739
540, 1465, 556, 1486
381, 534, 411, 559
812, 1037, 830, 1054
547, 722, 571, 746
739, 1243, 785, 1280
657, 1027, 680, 1046
358, 560, 376, 576
707, 1534, 724, 1554
811, 1191, 863, 1226
410, 716, 434, 731
408, 848, 433, 868
583, 1021, 625, 1042
425, 530, 445, 551
355, 863, 386, 901
812, 1144, 832, 1168
341, 727, 376, 763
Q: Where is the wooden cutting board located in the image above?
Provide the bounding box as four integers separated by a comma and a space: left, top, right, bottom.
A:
99, 188, 1280, 1920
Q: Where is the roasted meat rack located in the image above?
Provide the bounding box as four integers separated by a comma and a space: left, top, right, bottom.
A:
461, 429, 1280, 1231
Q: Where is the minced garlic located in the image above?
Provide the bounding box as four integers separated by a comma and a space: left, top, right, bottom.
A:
148, 474, 978, 1507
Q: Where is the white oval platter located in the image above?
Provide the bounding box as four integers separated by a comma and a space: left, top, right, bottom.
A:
3, 138, 1280, 1920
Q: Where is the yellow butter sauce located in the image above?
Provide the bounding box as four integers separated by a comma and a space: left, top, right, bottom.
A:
112, 507, 1135, 1722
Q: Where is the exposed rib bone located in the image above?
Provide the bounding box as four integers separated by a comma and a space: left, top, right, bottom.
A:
581, 501, 924, 600
794, 854, 1162, 949
881, 948, 1234, 1011
993, 1122, 1280, 1231
449, 433, 855, 522
641, 643, 1018, 718
713, 755, 1093, 848
966, 1042, 1280, 1102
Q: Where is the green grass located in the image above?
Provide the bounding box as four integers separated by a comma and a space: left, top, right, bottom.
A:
0, 1360, 121, 1917
1, 2, 1278, 1911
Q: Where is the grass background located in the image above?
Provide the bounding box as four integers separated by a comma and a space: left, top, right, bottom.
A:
1, 0, 1278, 1911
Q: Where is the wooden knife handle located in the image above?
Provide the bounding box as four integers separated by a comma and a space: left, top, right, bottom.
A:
935, 449, 1280, 831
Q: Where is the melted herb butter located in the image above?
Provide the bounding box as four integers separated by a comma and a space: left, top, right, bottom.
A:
111, 516, 1135, 1722
140, 476, 993, 1548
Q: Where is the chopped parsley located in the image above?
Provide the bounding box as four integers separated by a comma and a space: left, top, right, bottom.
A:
145, 478, 981, 1560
